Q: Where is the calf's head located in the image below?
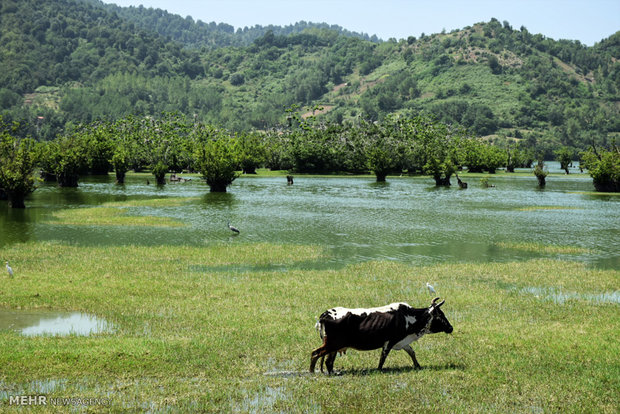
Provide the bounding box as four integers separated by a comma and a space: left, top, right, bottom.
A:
428, 297, 453, 334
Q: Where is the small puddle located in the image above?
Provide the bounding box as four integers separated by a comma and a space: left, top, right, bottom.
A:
263, 370, 311, 378
519, 287, 620, 305
0, 309, 114, 336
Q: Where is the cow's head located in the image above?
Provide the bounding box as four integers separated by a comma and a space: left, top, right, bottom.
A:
428, 297, 453, 334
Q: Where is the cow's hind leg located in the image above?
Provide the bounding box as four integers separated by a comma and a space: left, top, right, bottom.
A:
325, 351, 337, 374
310, 346, 330, 373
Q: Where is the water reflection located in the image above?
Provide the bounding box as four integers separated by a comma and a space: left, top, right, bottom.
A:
0, 309, 114, 336
0, 208, 36, 245
202, 191, 237, 208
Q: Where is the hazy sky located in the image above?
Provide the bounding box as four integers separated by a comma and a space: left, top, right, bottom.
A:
102, 0, 619, 46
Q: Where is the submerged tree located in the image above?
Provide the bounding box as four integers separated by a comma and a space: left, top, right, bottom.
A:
0, 120, 39, 208
419, 120, 459, 186
194, 125, 240, 192
555, 146, 574, 174
111, 144, 132, 184
534, 160, 548, 187
581, 146, 619, 192
83, 123, 114, 175
364, 119, 403, 182
238, 131, 267, 174
44, 134, 89, 187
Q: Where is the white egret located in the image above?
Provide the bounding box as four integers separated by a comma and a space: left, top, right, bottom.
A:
227, 221, 240, 234
6, 261, 13, 277
426, 282, 436, 295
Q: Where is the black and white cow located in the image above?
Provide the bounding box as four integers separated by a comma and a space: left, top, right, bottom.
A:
310, 298, 453, 374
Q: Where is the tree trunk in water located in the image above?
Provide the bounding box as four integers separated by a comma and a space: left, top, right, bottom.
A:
375, 173, 387, 182
593, 180, 619, 192
155, 174, 166, 185
116, 170, 126, 184
57, 173, 79, 187
434, 176, 451, 186
7, 192, 25, 208
537, 175, 546, 187
209, 183, 228, 192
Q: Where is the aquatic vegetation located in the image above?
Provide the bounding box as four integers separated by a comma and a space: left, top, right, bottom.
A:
102, 197, 199, 208
48, 207, 185, 227
516, 206, 581, 211
496, 241, 593, 255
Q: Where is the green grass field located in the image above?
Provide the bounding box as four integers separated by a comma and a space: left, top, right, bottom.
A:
0, 240, 618, 412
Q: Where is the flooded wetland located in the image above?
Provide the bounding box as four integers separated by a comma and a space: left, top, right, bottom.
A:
2, 166, 618, 268
0, 168, 618, 412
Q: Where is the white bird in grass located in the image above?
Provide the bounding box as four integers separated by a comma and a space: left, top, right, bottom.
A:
227, 221, 240, 234
6, 261, 13, 277
426, 282, 436, 295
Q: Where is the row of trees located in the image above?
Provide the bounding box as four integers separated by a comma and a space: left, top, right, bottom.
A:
1, 113, 619, 208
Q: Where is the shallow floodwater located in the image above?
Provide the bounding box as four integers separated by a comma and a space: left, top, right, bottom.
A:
1, 163, 618, 269
0, 309, 114, 336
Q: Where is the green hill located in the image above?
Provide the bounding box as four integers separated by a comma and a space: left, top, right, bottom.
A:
85, 0, 377, 48
0, 0, 618, 156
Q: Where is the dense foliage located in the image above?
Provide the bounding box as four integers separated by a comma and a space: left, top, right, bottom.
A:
0, 0, 618, 160
89, 0, 376, 48
0, 118, 39, 207
2, 110, 618, 208
581, 146, 620, 192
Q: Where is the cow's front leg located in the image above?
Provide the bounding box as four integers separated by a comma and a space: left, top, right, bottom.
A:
378, 342, 392, 370
403, 344, 422, 369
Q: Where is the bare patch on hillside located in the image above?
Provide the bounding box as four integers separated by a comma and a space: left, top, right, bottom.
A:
301, 105, 334, 119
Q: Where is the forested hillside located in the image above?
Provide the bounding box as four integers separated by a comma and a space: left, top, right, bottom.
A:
86, 0, 377, 48
0, 0, 618, 157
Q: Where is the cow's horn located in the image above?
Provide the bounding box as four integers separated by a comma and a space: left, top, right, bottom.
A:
436, 299, 445, 308
431, 297, 440, 305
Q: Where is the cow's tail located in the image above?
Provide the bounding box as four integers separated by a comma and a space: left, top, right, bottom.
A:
314, 319, 326, 339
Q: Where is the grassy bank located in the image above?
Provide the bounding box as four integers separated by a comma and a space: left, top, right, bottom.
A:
0, 242, 618, 412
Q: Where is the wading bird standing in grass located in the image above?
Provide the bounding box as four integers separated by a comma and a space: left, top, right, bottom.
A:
227, 221, 240, 234
426, 282, 436, 295
6, 261, 13, 277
